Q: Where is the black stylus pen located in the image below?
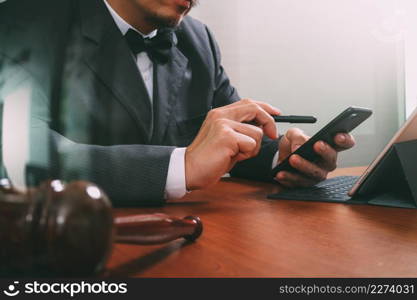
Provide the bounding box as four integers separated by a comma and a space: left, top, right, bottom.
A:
272, 115, 317, 123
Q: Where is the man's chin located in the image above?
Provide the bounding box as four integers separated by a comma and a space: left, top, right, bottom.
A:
149, 14, 185, 29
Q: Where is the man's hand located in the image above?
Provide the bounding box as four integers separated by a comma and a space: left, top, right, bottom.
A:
275, 128, 355, 188
185, 99, 280, 190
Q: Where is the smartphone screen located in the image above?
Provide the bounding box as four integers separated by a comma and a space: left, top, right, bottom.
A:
271, 107, 373, 178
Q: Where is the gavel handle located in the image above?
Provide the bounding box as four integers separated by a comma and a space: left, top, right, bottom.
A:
114, 214, 203, 245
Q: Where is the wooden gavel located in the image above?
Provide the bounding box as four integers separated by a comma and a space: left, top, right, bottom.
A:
0, 179, 202, 276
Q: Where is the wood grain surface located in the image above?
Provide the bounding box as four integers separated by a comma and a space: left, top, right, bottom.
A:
106, 167, 417, 277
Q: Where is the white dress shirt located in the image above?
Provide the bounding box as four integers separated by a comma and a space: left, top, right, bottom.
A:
104, 0, 187, 199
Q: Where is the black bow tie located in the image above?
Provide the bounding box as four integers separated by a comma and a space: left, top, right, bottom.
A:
124, 28, 174, 64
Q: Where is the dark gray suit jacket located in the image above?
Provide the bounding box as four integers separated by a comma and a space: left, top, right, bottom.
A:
0, 0, 279, 206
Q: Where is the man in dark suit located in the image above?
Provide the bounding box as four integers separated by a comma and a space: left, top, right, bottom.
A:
0, 0, 354, 205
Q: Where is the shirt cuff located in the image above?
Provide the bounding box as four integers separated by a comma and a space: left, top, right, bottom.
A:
272, 150, 279, 169
164, 147, 187, 200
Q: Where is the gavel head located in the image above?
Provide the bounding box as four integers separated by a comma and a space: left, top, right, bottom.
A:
0, 179, 114, 276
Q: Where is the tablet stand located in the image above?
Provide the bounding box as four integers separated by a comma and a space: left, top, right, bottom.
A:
356, 139, 417, 208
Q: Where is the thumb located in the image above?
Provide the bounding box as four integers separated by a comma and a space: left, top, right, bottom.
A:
291, 143, 302, 152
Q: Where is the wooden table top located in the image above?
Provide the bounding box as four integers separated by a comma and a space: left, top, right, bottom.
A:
106, 167, 417, 277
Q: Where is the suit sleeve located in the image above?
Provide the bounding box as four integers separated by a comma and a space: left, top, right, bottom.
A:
42, 131, 175, 206
205, 26, 280, 182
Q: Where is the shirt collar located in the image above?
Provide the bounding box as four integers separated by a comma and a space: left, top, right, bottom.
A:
103, 0, 157, 39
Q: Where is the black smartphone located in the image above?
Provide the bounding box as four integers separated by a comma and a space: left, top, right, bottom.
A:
271, 106, 373, 178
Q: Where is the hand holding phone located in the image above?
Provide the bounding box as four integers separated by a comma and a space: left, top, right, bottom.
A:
271, 107, 373, 178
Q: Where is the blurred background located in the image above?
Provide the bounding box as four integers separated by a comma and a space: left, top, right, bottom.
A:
191, 0, 417, 167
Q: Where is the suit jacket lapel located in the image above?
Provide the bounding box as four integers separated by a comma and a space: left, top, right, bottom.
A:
151, 34, 188, 145
78, 0, 153, 141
